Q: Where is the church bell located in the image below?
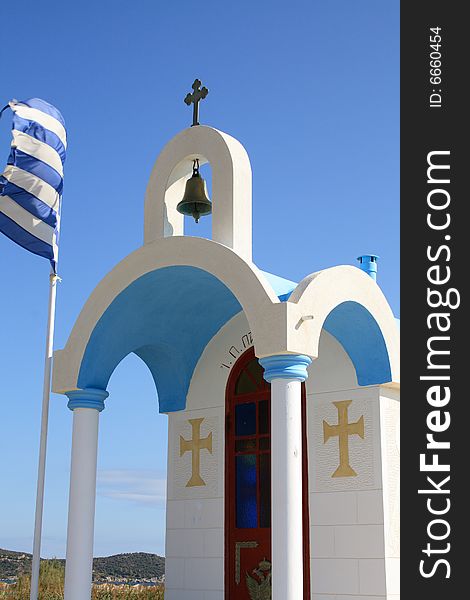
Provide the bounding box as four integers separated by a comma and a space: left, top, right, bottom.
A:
176, 159, 212, 223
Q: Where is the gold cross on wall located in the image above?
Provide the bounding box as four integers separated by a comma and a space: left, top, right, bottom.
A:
180, 418, 213, 487
323, 400, 365, 477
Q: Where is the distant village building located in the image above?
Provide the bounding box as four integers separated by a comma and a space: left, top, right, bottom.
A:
53, 86, 400, 600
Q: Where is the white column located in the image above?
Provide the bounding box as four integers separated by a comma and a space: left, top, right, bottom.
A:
272, 377, 304, 599
259, 354, 311, 600
64, 389, 108, 600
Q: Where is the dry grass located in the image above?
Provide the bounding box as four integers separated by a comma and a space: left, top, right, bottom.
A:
0, 561, 164, 600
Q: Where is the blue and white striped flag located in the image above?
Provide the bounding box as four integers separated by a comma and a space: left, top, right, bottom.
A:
0, 98, 66, 271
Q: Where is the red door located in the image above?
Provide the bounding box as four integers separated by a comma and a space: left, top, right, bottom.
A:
225, 348, 311, 599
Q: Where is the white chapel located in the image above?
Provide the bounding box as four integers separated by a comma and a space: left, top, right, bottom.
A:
52, 83, 400, 600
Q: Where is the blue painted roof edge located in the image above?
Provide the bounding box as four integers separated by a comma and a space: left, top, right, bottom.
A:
260, 270, 297, 302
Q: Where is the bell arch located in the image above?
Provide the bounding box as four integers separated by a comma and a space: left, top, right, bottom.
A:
144, 125, 252, 261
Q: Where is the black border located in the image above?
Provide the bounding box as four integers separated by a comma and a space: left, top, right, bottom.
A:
401, 3, 466, 597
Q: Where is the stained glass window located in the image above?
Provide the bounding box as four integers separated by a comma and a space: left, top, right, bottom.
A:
246, 359, 265, 386
234, 358, 269, 395
235, 370, 257, 394
259, 437, 270, 450
232, 354, 271, 530
259, 454, 271, 528
235, 438, 257, 452
259, 399, 268, 434
227, 349, 311, 598
236, 454, 258, 528
235, 402, 256, 436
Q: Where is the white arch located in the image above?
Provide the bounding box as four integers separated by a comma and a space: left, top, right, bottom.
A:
52, 236, 282, 394
144, 125, 253, 261
287, 266, 400, 383
53, 250, 400, 396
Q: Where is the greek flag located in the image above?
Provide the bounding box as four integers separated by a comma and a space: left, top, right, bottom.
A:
0, 98, 66, 271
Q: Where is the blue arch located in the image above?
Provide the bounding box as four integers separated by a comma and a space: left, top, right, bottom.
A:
78, 266, 242, 412
323, 301, 392, 386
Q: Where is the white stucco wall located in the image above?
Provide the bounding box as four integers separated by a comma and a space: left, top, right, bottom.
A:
165, 312, 252, 600
307, 385, 386, 600
380, 386, 400, 600
306, 335, 400, 600
164, 311, 400, 600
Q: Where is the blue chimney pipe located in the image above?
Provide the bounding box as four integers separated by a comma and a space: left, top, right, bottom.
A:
357, 254, 379, 281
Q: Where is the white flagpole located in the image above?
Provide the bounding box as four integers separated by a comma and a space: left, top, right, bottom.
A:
30, 270, 59, 600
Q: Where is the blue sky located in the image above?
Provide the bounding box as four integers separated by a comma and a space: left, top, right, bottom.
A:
0, 0, 399, 557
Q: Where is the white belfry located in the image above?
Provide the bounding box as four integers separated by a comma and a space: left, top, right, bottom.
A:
53, 118, 400, 599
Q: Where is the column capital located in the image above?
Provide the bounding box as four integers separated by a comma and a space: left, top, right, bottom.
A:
65, 388, 109, 412
259, 354, 312, 382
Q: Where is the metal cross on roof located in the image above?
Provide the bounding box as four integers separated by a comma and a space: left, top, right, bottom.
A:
184, 79, 209, 126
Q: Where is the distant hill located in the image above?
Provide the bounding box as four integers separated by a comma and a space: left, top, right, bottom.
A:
93, 552, 165, 580
0, 548, 165, 581
0, 548, 32, 578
